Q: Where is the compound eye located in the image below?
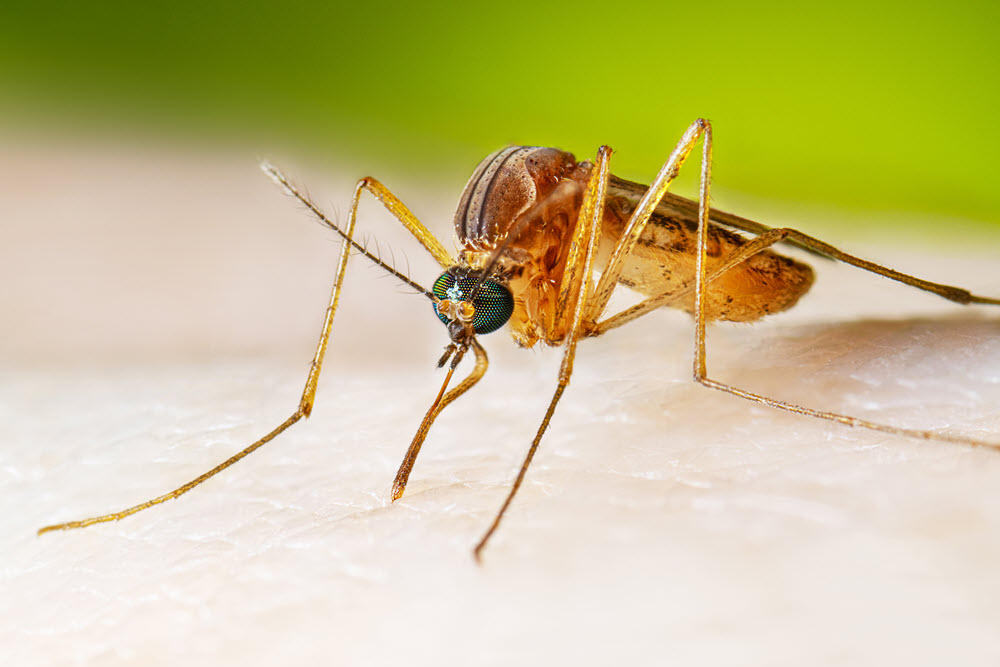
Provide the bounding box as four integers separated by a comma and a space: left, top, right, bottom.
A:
469, 278, 514, 334
432, 273, 514, 335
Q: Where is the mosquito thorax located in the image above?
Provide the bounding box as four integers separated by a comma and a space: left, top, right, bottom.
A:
432, 271, 514, 335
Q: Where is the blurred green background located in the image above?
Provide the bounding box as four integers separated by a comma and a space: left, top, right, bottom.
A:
2, 0, 998, 232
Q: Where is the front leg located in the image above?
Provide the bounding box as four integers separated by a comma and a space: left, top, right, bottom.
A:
473, 146, 613, 561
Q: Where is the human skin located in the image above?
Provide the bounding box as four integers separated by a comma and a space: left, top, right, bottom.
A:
5, 140, 1000, 667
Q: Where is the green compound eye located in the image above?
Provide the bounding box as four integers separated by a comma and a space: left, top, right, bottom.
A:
433, 273, 514, 335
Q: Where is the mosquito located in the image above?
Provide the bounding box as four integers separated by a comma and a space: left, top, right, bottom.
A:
39, 119, 1000, 560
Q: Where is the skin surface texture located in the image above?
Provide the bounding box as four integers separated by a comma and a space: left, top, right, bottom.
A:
5, 140, 1000, 667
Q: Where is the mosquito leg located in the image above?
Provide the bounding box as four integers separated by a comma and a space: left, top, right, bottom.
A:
759, 228, 1000, 306
264, 163, 453, 269
595, 229, 1000, 448
591, 227, 787, 335
675, 122, 1000, 451
262, 164, 454, 289
38, 167, 446, 535
595, 224, 999, 336
472, 146, 613, 562
582, 119, 710, 326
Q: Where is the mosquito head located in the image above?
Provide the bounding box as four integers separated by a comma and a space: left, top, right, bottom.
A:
432, 270, 514, 340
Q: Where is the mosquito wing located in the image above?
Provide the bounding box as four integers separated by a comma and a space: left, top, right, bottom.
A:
607, 175, 832, 260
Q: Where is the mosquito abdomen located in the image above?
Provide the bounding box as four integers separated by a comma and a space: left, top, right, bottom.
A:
601, 199, 815, 322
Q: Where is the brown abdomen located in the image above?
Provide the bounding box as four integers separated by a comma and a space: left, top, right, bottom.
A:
601, 197, 815, 322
